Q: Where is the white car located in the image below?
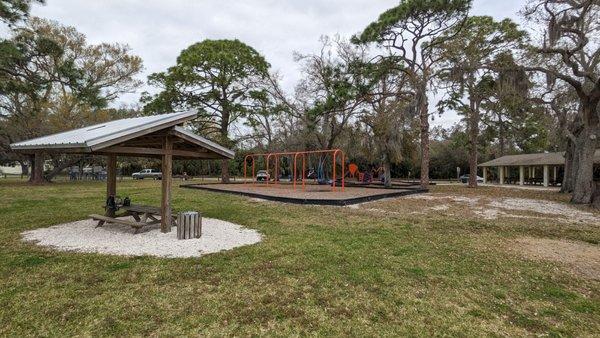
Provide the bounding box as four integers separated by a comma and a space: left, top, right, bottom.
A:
256, 170, 270, 182
459, 174, 484, 183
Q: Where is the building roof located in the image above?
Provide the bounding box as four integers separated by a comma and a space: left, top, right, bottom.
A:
478, 150, 600, 167
11, 112, 195, 150
170, 126, 234, 159
10, 111, 234, 159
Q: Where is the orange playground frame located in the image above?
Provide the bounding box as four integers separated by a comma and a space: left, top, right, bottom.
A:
243, 149, 345, 192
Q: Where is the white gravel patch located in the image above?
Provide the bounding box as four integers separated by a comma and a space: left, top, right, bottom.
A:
473, 208, 503, 220
430, 204, 450, 211
21, 217, 262, 258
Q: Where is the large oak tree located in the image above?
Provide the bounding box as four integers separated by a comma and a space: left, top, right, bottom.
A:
523, 0, 600, 205
142, 39, 270, 183
0, 17, 143, 182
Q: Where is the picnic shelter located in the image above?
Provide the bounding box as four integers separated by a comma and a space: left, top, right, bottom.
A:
10, 111, 234, 232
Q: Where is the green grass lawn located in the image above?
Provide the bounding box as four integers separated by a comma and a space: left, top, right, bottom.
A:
0, 179, 598, 336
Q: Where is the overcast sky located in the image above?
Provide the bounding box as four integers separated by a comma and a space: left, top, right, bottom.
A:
31, 0, 525, 127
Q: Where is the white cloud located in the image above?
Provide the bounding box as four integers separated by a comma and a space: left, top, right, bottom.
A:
31, 0, 525, 127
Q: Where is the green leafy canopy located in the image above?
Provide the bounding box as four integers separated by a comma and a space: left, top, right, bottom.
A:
142, 39, 270, 145
353, 0, 472, 44
0, 0, 43, 25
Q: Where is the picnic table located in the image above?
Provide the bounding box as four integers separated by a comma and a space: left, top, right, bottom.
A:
90, 204, 177, 233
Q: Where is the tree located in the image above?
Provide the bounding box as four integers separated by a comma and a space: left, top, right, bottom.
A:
523, 0, 600, 205
242, 90, 284, 151
481, 52, 550, 158
0, 0, 42, 25
275, 36, 369, 151
429, 124, 469, 179
354, 0, 472, 188
0, 18, 143, 182
142, 39, 270, 183
544, 84, 579, 192
361, 59, 415, 187
436, 16, 526, 187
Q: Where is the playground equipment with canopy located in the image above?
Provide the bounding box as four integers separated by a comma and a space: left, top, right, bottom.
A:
347, 163, 385, 183
244, 149, 345, 192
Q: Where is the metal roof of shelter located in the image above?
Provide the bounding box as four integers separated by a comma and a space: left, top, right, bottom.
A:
478, 150, 600, 167
10, 111, 234, 159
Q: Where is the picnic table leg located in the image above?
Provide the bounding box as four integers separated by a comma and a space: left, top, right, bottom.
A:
106, 154, 117, 217
95, 220, 105, 228
130, 211, 141, 222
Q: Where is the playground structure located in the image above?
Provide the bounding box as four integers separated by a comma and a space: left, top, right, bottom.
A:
186, 148, 427, 205
347, 163, 384, 184
244, 149, 345, 192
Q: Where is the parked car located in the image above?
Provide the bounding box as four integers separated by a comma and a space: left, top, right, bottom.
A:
132, 169, 162, 180
459, 174, 484, 184
256, 170, 270, 182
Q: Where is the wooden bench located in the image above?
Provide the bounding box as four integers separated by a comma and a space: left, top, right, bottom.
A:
89, 214, 147, 233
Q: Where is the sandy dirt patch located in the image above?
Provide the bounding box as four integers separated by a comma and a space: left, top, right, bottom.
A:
401, 193, 599, 224
404, 194, 480, 205
513, 237, 600, 280
489, 198, 597, 222
22, 217, 262, 258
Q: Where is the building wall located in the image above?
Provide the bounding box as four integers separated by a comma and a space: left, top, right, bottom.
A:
0, 165, 22, 175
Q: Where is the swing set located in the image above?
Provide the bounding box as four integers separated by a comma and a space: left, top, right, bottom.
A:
243, 149, 345, 192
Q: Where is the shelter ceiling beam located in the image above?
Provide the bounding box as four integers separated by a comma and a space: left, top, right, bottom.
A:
99, 146, 216, 158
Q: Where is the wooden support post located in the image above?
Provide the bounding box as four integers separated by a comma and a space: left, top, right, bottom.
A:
499, 166, 505, 185
482, 167, 487, 184
161, 135, 173, 233
519, 165, 525, 186
543, 165, 549, 187
553, 166, 558, 183
106, 154, 117, 217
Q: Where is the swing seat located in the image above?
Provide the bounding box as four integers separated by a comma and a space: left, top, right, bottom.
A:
317, 179, 334, 186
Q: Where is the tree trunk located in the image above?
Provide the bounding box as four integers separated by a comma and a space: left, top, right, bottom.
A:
561, 139, 574, 193
417, 85, 429, 188
562, 117, 584, 193
571, 124, 597, 204
383, 152, 392, 188
44, 157, 81, 182
28, 155, 35, 182
498, 114, 506, 157
19, 160, 29, 178
468, 98, 479, 188
220, 106, 231, 183
220, 159, 230, 183
30, 152, 44, 185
